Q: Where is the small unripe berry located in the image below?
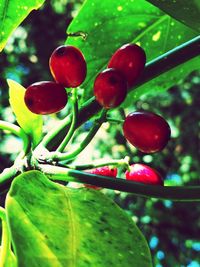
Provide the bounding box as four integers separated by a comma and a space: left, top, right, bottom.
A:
123, 111, 171, 153
108, 43, 146, 88
94, 68, 127, 109
24, 81, 68, 115
49, 45, 87, 88
125, 164, 163, 186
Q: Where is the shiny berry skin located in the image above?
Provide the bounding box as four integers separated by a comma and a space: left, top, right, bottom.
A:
49, 45, 87, 88
123, 111, 171, 153
87, 166, 118, 177
108, 43, 146, 88
85, 166, 117, 189
125, 164, 164, 186
94, 68, 127, 109
24, 81, 68, 115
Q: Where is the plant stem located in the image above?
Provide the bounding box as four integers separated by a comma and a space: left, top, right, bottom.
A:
0, 165, 21, 195
43, 35, 200, 150
136, 35, 200, 87
0, 120, 30, 157
0, 167, 17, 184
38, 164, 200, 202
61, 156, 130, 170
56, 88, 78, 152
0, 121, 30, 192
50, 109, 107, 162
0, 155, 29, 195
0, 207, 10, 267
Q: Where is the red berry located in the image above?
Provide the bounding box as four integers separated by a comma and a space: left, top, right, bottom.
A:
94, 68, 127, 109
85, 166, 117, 189
125, 164, 164, 186
24, 81, 68, 115
87, 166, 118, 177
123, 111, 171, 153
108, 43, 146, 88
49, 45, 87, 88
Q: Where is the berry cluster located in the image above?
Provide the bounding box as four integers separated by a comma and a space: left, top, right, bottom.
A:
23, 43, 171, 187
94, 43, 146, 109
91, 43, 170, 187
24, 43, 146, 114
25, 45, 87, 115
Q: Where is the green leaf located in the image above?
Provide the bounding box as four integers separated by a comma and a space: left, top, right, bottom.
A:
66, 0, 199, 106
6, 170, 152, 267
0, 246, 17, 267
146, 0, 200, 33
0, 0, 45, 52
8, 79, 43, 147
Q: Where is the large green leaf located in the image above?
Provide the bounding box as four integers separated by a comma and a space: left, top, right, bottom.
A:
66, 0, 199, 106
0, 0, 45, 52
8, 79, 43, 147
146, 0, 200, 33
6, 170, 152, 267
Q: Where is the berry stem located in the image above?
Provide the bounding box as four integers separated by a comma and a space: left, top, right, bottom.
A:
39, 115, 72, 148
58, 156, 130, 170
106, 117, 124, 124
56, 88, 78, 152
0, 120, 30, 157
41, 35, 200, 150
39, 97, 101, 150
38, 164, 200, 202
49, 109, 107, 162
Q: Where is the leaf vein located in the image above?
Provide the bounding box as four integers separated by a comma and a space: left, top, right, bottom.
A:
63, 189, 78, 267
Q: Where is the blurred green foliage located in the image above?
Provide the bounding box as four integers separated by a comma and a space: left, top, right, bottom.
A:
0, 1, 200, 266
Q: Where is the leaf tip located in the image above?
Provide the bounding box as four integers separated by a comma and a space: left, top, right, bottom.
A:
7, 78, 19, 88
